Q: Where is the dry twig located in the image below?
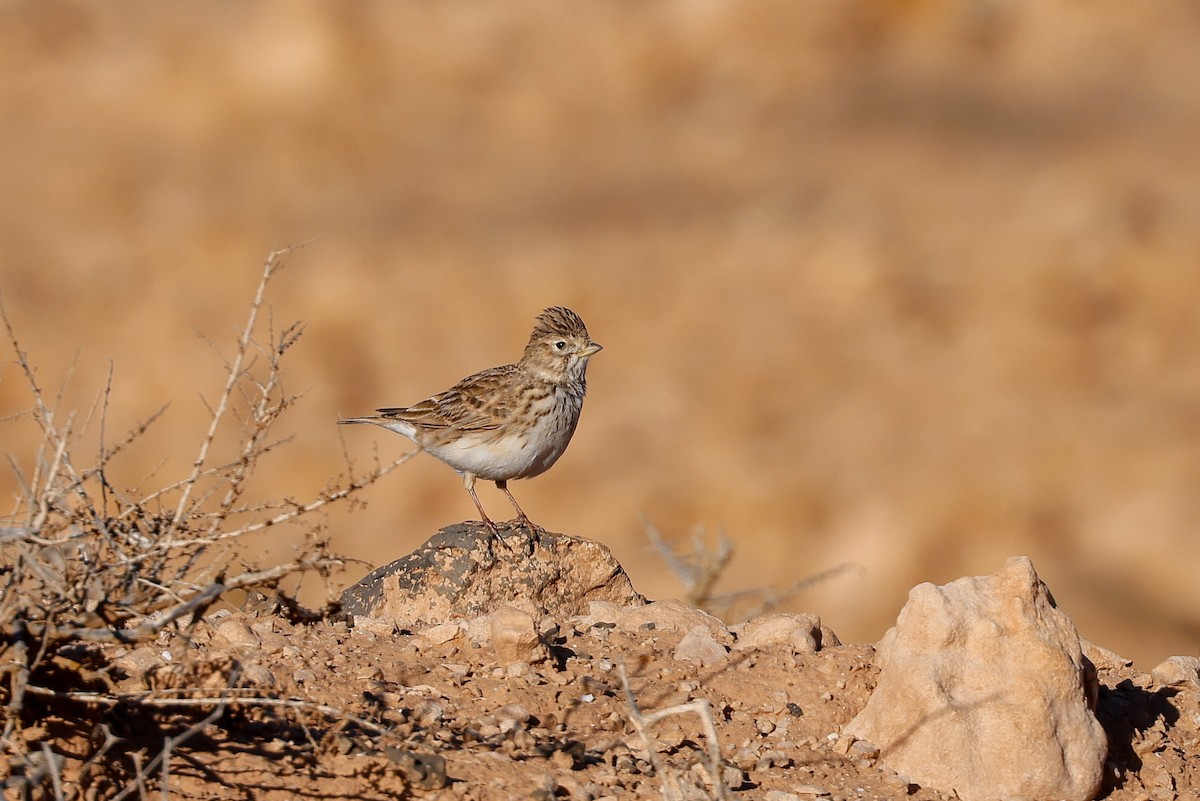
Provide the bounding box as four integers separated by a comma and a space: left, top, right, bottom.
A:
643, 517, 858, 621
0, 246, 406, 798
618, 661, 730, 801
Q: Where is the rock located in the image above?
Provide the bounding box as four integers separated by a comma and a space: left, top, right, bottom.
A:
578, 598, 729, 640
490, 606, 548, 665
732, 612, 828, 654
1150, 656, 1200, 688
351, 616, 398, 637
844, 556, 1106, 801
672, 628, 728, 665
764, 790, 803, 801
210, 616, 261, 650
1080, 638, 1132, 671
241, 662, 276, 688
340, 522, 644, 627
720, 764, 746, 790
817, 623, 842, 648
384, 748, 447, 791
496, 703, 533, 726
631, 598, 727, 636
111, 646, 163, 681
417, 621, 463, 645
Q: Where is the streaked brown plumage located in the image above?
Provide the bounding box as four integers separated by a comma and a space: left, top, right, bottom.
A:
340, 307, 602, 530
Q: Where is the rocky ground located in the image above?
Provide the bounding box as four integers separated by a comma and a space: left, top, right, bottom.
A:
18, 525, 1200, 800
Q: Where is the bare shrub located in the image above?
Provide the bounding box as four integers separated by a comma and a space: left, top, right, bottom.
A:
0, 248, 411, 798
642, 518, 857, 621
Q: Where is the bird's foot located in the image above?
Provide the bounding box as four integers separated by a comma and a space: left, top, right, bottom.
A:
511, 513, 541, 531
509, 516, 544, 552
480, 518, 514, 554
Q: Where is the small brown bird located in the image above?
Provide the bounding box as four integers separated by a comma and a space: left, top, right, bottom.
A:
340, 307, 602, 531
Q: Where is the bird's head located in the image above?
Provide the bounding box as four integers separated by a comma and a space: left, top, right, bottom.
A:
521, 306, 602, 384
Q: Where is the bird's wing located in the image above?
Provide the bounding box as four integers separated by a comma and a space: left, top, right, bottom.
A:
376, 364, 520, 433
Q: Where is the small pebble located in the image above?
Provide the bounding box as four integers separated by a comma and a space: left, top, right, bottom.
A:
496, 703, 532, 725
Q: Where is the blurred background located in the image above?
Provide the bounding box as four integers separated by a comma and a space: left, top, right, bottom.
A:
2, 1, 1199, 667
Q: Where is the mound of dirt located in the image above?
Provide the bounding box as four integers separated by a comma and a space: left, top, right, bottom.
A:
31, 526, 1200, 800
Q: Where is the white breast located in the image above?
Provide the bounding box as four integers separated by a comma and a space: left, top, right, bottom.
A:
425, 389, 583, 481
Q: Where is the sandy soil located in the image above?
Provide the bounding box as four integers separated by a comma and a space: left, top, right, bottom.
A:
3, 3, 1200, 670
15, 525, 1195, 801
27, 589, 1190, 800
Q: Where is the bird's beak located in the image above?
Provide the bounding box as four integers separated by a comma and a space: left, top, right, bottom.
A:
580, 342, 603, 357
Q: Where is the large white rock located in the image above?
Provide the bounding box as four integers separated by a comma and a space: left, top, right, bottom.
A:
844, 556, 1106, 801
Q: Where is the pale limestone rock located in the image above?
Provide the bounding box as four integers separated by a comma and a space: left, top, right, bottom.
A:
418, 621, 463, 645
673, 627, 728, 665
732, 612, 826, 654
578, 598, 730, 641
1080, 638, 1132, 671
464, 615, 494, 646
210, 617, 261, 650
351, 616, 399, 637
490, 606, 548, 665
247, 620, 291, 654
241, 662, 276, 688
581, 600, 623, 626
1150, 656, 1200, 688
844, 556, 1106, 801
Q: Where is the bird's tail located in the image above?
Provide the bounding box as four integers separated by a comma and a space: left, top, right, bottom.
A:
338, 414, 421, 444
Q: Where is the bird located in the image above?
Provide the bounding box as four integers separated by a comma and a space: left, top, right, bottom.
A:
339, 306, 602, 534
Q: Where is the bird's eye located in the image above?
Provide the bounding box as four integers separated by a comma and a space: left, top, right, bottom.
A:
554, 341, 567, 350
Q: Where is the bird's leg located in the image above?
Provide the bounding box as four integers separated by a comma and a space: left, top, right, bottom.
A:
495, 480, 540, 551
494, 480, 530, 524
463, 473, 509, 551
495, 480, 539, 531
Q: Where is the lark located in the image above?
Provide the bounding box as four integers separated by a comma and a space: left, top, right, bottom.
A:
340, 307, 602, 532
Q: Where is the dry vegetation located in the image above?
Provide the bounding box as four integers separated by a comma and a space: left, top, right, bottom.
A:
0, 251, 413, 797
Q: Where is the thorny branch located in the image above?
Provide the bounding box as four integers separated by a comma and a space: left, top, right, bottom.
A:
170, 249, 281, 531
0, 245, 407, 797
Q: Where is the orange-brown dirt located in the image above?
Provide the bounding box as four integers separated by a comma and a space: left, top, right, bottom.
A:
20, 547, 1200, 801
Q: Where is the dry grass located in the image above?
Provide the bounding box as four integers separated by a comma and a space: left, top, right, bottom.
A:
0, 249, 411, 799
